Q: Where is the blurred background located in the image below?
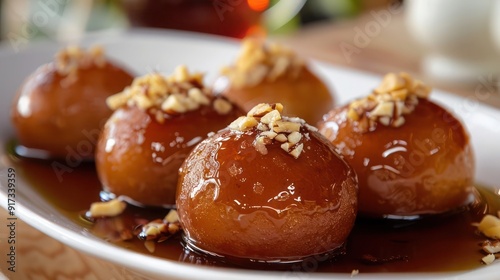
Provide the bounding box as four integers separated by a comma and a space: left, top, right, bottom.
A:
0, 0, 392, 40
0, 2, 499, 278
0, 0, 499, 105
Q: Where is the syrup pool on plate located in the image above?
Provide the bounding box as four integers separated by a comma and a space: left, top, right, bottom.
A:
6, 141, 500, 274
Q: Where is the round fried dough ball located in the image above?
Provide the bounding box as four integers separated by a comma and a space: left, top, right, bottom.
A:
318, 73, 474, 218
96, 67, 242, 207
11, 46, 134, 159
217, 38, 334, 124
177, 103, 358, 262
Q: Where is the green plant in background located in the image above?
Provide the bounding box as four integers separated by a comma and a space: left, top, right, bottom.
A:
305, 0, 360, 20
85, 0, 127, 32
0, 0, 127, 45
266, 0, 361, 35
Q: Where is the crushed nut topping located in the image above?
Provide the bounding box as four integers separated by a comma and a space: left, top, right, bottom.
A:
88, 198, 126, 218
55, 45, 106, 77
482, 254, 496, 265
347, 72, 431, 132
106, 66, 233, 122
144, 240, 156, 253
135, 210, 181, 253
228, 103, 309, 158
85, 200, 181, 252
482, 240, 500, 254
221, 38, 304, 88
475, 213, 500, 265
477, 214, 500, 239
213, 98, 233, 115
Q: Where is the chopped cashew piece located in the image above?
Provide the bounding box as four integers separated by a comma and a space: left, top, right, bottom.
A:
347, 72, 431, 131
89, 199, 126, 218
482, 254, 496, 265
229, 116, 258, 131
229, 103, 309, 158
478, 214, 500, 239
273, 121, 301, 133
221, 38, 304, 88
247, 103, 273, 117
165, 210, 179, 223
289, 143, 304, 159
260, 110, 281, 124
144, 241, 156, 253
483, 226, 500, 239
275, 134, 288, 142
287, 131, 302, 145
213, 98, 233, 114
483, 240, 500, 254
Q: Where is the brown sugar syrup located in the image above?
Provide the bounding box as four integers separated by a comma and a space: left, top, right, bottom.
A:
8, 146, 500, 274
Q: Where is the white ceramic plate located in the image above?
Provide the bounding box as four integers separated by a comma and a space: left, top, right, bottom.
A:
0, 29, 499, 280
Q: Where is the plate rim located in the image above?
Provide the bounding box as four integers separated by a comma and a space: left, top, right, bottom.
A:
0, 28, 499, 280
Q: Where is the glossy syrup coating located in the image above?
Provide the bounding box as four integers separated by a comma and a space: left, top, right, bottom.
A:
318, 99, 475, 218
96, 104, 241, 207
96, 69, 243, 207
218, 38, 334, 124
177, 105, 358, 262
11, 47, 134, 159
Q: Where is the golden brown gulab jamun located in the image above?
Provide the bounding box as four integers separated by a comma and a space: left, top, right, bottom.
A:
216, 38, 334, 124
96, 66, 243, 207
11, 46, 134, 159
317, 72, 475, 218
177, 103, 358, 263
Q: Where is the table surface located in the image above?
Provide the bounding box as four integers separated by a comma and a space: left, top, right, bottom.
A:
1, 11, 500, 280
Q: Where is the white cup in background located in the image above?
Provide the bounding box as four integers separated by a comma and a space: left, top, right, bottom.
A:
406, 0, 500, 83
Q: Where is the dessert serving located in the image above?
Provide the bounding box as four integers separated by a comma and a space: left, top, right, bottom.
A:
10, 46, 134, 159
95, 66, 242, 207
2, 36, 499, 278
176, 103, 358, 263
318, 73, 475, 218
217, 38, 334, 124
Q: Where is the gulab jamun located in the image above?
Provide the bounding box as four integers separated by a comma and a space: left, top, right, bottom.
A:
318, 72, 475, 218
96, 66, 243, 207
177, 103, 358, 263
216, 38, 334, 124
11, 46, 134, 159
